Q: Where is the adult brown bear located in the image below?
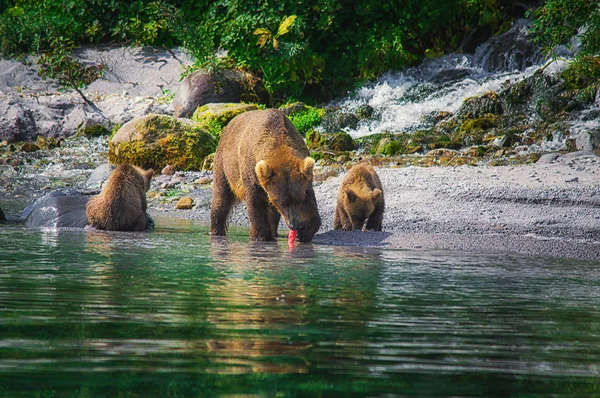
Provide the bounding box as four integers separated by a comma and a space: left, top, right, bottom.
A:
334, 162, 384, 231
210, 109, 321, 242
86, 164, 154, 231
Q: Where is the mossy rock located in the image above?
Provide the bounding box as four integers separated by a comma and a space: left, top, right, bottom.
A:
109, 114, 217, 171
376, 137, 404, 156
457, 91, 503, 119
191, 103, 260, 138
306, 130, 354, 151
77, 120, 110, 137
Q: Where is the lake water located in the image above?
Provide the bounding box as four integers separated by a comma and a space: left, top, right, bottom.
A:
1, 218, 599, 397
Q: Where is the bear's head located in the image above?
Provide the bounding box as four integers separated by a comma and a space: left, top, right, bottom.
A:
343, 188, 382, 230
133, 166, 154, 192
255, 155, 320, 241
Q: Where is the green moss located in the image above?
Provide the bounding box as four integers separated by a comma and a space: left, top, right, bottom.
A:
78, 123, 109, 137
108, 115, 217, 171
289, 106, 324, 136
192, 103, 259, 138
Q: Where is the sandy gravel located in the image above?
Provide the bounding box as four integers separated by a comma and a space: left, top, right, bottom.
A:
149, 151, 600, 261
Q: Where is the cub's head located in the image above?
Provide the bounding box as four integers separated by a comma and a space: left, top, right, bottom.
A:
255, 156, 318, 235
342, 188, 382, 230
134, 166, 154, 192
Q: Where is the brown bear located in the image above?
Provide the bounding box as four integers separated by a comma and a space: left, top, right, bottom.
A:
86, 163, 154, 231
210, 109, 321, 242
334, 162, 384, 231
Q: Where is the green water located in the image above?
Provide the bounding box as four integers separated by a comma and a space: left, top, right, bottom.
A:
1, 219, 599, 397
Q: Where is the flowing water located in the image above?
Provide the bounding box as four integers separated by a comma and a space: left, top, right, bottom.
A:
1, 218, 600, 396
337, 20, 552, 138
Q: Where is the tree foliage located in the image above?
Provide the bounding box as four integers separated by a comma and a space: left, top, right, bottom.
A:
0, 0, 512, 101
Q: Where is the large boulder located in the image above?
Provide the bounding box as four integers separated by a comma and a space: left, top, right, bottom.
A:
191, 103, 260, 138
173, 69, 268, 118
109, 113, 217, 171
22, 190, 90, 229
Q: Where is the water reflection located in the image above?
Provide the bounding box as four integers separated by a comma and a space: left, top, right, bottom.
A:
0, 224, 599, 396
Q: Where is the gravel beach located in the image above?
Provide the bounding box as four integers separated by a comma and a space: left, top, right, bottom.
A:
149, 151, 600, 261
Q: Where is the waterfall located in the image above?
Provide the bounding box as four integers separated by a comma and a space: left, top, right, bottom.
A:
337, 20, 548, 138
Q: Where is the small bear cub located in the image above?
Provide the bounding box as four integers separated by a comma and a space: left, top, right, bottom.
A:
86, 163, 154, 231
334, 162, 384, 231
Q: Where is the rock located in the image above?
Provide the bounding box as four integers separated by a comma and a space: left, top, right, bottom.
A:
561, 150, 599, 160
109, 113, 217, 171
161, 165, 175, 175
574, 130, 600, 151
194, 177, 212, 185
21, 142, 40, 152
473, 19, 543, 72
0, 103, 37, 142
457, 91, 503, 119
536, 153, 560, 164
279, 102, 307, 116
22, 190, 90, 228
355, 105, 374, 119
320, 111, 359, 132
191, 103, 260, 137
426, 148, 460, 157
565, 177, 579, 183
0, 206, 5, 222
173, 69, 268, 118
85, 163, 114, 190
176, 196, 195, 209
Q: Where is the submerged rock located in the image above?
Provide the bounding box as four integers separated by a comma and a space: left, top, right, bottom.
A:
22, 190, 90, 229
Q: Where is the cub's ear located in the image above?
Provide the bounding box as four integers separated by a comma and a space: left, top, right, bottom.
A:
300, 157, 315, 179
346, 189, 357, 203
372, 188, 382, 202
143, 169, 154, 190
255, 160, 273, 185
145, 169, 154, 180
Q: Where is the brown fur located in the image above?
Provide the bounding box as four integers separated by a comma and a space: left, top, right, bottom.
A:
86, 164, 154, 231
210, 109, 321, 242
334, 162, 384, 231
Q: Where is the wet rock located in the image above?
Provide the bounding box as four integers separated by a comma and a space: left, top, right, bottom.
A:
320, 111, 359, 132
306, 130, 355, 151
22, 190, 90, 228
473, 19, 543, 72
355, 105, 374, 119
173, 69, 268, 118
457, 91, 503, 119
109, 113, 216, 171
176, 196, 194, 209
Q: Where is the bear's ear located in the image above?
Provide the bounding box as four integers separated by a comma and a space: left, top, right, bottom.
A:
346, 189, 357, 203
300, 157, 315, 180
144, 169, 154, 190
372, 188, 382, 202
255, 160, 273, 185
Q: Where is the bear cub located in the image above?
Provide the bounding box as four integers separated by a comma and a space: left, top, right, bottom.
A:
334, 162, 384, 231
86, 163, 154, 231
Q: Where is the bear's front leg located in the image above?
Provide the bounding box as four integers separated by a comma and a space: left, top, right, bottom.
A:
246, 187, 276, 241
210, 166, 236, 236
365, 203, 384, 231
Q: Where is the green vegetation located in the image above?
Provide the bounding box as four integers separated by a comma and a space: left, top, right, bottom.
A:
289, 107, 323, 135
0, 0, 509, 102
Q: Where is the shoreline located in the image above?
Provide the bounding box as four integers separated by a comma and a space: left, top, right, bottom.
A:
145, 151, 600, 261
